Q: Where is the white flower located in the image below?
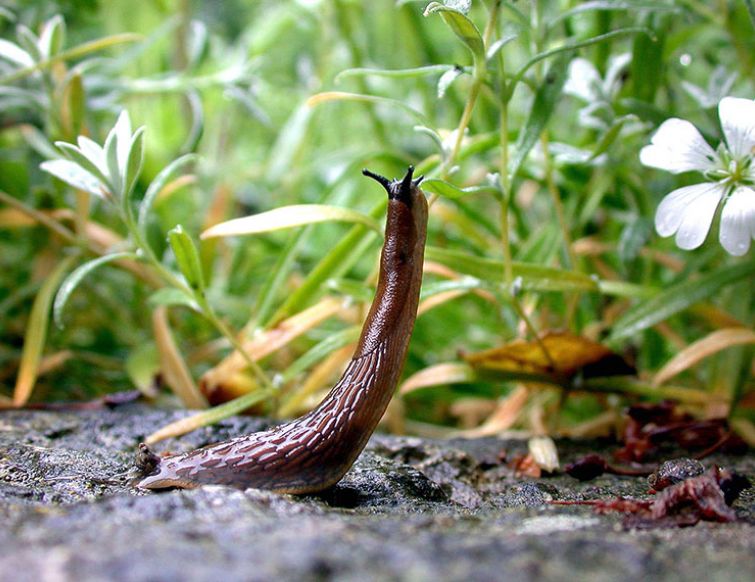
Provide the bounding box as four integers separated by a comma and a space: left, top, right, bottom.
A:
564, 54, 632, 131
640, 96, 755, 256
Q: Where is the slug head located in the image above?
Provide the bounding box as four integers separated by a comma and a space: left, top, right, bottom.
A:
362, 166, 424, 206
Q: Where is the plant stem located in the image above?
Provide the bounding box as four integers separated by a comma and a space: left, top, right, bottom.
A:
540, 132, 577, 269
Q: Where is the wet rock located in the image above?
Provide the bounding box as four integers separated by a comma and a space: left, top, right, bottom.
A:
648, 458, 706, 491
0, 407, 753, 582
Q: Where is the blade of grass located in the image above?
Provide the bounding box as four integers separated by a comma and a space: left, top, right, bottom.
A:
152, 306, 208, 409
145, 387, 275, 444
13, 255, 75, 406
610, 261, 755, 343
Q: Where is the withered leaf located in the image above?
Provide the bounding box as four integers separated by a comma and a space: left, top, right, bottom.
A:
463, 331, 635, 383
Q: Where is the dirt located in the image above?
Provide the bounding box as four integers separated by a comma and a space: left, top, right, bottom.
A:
0, 405, 753, 582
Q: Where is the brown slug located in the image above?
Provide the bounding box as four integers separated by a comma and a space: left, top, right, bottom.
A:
135, 166, 428, 493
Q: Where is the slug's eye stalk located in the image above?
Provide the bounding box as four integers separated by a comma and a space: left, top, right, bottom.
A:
363, 166, 424, 205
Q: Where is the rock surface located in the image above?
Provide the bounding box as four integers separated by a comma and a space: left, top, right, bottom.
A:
1, 405, 753, 582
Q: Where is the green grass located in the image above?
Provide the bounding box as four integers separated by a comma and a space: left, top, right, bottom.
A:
0, 0, 752, 439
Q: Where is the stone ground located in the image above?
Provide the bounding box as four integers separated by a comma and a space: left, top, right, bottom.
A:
0, 405, 753, 582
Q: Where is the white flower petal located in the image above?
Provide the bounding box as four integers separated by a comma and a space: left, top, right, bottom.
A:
640, 118, 718, 173
603, 52, 631, 96
564, 58, 601, 102
720, 186, 755, 256
719, 96, 755, 159
654, 182, 724, 249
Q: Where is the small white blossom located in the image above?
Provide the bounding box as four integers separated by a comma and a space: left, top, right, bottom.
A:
640, 96, 755, 256
564, 54, 632, 131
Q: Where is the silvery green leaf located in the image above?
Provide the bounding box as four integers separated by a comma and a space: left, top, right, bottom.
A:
0, 38, 33, 67
437, 66, 464, 98
486, 34, 518, 61
168, 225, 205, 292
443, 0, 471, 13
75, 136, 108, 177
104, 127, 121, 196
138, 153, 197, 231
113, 110, 132, 170
53, 251, 135, 327
124, 126, 145, 198
147, 288, 199, 311
40, 159, 107, 198
187, 19, 209, 68
55, 142, 111, 188
38, 15, 65, 58
15, 25, 42, 63
424, 3, 484, 66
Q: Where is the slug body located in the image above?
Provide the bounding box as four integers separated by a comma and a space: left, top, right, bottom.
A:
136, 167, 428, 493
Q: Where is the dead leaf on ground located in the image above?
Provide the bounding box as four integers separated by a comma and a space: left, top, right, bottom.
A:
463, 331, 635, 384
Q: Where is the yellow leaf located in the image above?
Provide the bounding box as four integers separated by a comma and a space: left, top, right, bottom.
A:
464, 331, 634, 381
653, 328, 755, 386
400, 362, 476, 395
456, 385, 530, 437
201, 297, 345, 402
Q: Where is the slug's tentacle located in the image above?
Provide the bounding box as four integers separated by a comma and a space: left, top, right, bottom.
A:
135, 167, 428, 494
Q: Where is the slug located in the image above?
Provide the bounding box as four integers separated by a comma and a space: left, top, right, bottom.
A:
135, 167, 428, 493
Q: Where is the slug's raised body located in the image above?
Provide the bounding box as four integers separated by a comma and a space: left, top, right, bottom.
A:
135, 167, 428, 493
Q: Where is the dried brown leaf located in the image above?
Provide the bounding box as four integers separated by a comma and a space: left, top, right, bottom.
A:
152, 306, 207, 409
653, 328, 755, 386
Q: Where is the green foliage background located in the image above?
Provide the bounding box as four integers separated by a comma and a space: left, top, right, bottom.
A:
0, 0, 752, 433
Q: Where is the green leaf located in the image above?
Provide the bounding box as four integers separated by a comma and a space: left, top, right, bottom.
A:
0, 32, 141, 84
0, 38, 33, 67
421, 178, 498, 199
124, 126, 145, 198
425, 246, 599, 292
486, 33, 518, 61
125, 341, 160, 393
201, 204, 382, 239
13, 256, 75, 406
419, 276, 487, 301
271, 202, 384, 323
21, 125, 62, 160
40, 159, 106, 198
424, 2, 485, 66
512, 28, 652, 86
511, 52, 572, 178
306, 92, 429, 125
104, 127, 121, 196
589, 114, 637, 160
55, 141, 111, 188
280, 326, 361, 383
437, 66, 465, 98
53, 252, 136, 328
168, 225, 205, 292
138, 153, 197, 232
180, 90, 203, 153
335, 64, 454, 84
326, 278, 375, 304
61, 72, 85, 138
16, 25, 42, 63
630, 15, 666, 102
548, 1, 679, 28
147, 287, 199, 311
38, 15, 65, 58
610, 262, 755, 343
